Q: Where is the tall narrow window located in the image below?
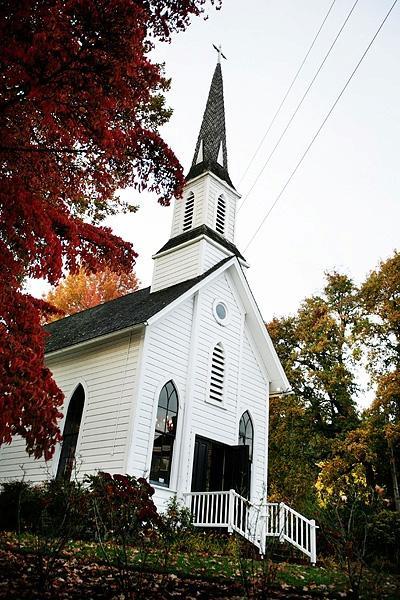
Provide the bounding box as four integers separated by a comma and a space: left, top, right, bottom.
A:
239, 411, 254, 461
209, 343, 225, 403
150, 380, 179, 487
215, 194, 226, 235
56, 384, 85, 481
182, 192, 195, 231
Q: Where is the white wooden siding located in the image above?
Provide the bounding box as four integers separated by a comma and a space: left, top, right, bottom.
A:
239, 328, 269, 502
151, 241, 201, 292
183, 272, 269, 504
170, 178, 206, 238
202, 239, 230, 271
190, 274, 243, 446
207, 177, 236, 242
170, 173, 237, 242
0, 331, 142, 482
128, 297, 194, 488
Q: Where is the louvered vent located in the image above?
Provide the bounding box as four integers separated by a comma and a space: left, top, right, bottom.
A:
182, 192, 195, 231
215, 194, 226, 235
210, 343, 224, 402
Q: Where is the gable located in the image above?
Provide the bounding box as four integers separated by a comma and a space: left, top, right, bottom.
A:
44, 258, 231, 355
148, 258, 290, 394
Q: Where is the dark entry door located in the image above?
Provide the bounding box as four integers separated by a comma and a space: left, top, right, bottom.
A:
191, 436, 251, 497
191, 436, 225, 492
224, 444, 250, 498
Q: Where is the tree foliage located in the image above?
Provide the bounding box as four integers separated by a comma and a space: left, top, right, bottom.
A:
268, 272, 360, 436
359, 251, 400, 378
0, 0, 219, 459
268, 253, 400, 519
44, 267, 139, 321
268, 394, 324, 511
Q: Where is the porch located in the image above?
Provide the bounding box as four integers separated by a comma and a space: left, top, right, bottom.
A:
183, 490, 317, 564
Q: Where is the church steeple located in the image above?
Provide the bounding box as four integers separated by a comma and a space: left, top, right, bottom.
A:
186, 61, 234, 189
150, 55, 245, 293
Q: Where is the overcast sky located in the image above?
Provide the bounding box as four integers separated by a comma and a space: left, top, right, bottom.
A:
30, 0, 400, 325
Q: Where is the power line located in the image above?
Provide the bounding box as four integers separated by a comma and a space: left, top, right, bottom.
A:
244, 0, 398, 253
238, 0, 360, 213
238, 0, 337, 187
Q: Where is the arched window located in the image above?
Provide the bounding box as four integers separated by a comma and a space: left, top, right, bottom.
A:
182, 192, 195, 232
56, 384, 85, 481
215, 194, 226, 235
238, 411, 254, 461
209, 343, 225, 403
150, 380, 179, 487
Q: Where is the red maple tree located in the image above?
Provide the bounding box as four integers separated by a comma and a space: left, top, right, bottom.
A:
0, 0, 219, 460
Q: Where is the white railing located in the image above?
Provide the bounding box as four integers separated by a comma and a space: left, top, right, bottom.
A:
183, 490, 317, 563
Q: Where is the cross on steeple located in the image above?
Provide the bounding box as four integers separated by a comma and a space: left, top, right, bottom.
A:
213, 43, 227, 64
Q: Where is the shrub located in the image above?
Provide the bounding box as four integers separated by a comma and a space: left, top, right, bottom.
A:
366, 509, 400, 570
85, 472, 160, 543
160, 496, 193, 540
0, 481, 41, 533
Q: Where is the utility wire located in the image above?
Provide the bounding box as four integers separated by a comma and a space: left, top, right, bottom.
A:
238, 0, 360, 213
238, 0, 337, 187
244, 0, 398, 252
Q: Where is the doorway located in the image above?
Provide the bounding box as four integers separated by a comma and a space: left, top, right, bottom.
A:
191, 435, 251, 498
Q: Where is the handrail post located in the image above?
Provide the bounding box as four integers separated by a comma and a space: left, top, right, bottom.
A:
259, 504, 267, 556
278, 502, 285, 543
310, 519, 317, 565
228, 489, 235, 533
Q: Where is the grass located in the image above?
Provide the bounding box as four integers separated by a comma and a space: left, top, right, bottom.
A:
0, 530, 398, 598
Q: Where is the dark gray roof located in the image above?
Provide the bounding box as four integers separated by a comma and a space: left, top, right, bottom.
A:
186, 62, 234, 189
44, 258, 232, 354
154, 224, 246, 262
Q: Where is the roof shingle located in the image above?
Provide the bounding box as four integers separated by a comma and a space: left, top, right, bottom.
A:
154, 224, 245, 261
186, 62, 234, 188
44, 258, 232, 354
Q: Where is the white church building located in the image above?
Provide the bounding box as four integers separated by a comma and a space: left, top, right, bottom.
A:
0, 58, 317, 561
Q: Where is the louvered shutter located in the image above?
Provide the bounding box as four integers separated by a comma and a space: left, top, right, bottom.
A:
215, 195, 226, 234
182, 192, 195, 231
210, 343, 224, 402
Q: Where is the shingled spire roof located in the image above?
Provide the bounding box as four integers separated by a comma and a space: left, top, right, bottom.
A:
186, 62, 234, 188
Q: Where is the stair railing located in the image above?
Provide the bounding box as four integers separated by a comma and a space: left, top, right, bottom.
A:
183, 490, 317, 563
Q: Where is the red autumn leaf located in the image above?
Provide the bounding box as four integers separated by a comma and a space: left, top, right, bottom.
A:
0, 0, 219, 460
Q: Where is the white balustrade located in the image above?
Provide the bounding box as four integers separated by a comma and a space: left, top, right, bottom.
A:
183, 491, 317, 563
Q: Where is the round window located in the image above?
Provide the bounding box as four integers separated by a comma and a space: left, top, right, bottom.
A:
213, 300, 229, 325
216, 303, 227, 320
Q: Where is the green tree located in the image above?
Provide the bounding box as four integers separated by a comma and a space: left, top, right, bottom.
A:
268, 272, 360, 436
367, 373, 400, 512
359, 252, 400, 512
268, 394, 324, 511
359, 251, 400, 378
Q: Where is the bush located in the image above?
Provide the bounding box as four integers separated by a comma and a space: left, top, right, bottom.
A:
367, 509, 400, 570
0, 481, 41, 533
0, 478, 88, 538
85, 472, 160, 544
0, 473, 161, 544
160, 496, 193, 540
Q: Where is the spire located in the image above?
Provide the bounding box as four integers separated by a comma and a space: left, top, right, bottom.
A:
186, 60, 234, 188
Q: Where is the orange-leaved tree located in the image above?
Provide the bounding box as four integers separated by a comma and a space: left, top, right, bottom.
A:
45, 268, 139, 322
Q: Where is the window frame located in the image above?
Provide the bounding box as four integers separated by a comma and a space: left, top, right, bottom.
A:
212, 298, 231, 326
56, 383, 86, 481
238, 410, 254, 462
149, 380, 179, 489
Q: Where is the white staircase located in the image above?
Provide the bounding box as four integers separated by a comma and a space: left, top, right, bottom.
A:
183, 490, 317, 564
